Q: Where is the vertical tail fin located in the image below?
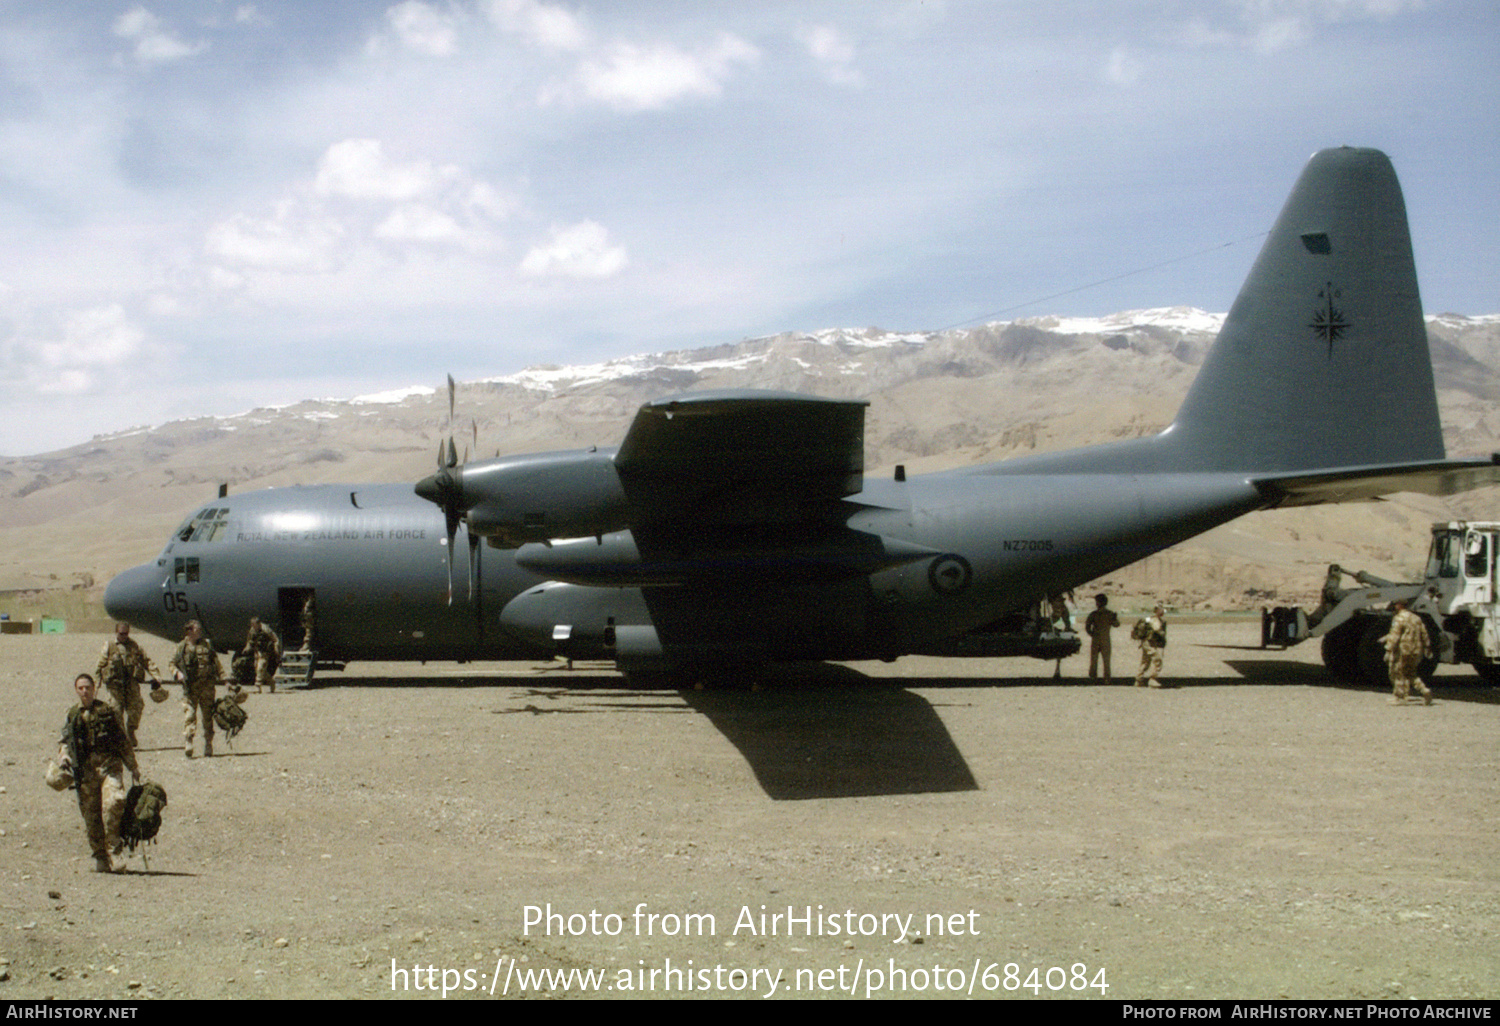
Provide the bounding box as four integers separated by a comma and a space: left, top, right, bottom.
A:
1168, 147, 1443, 472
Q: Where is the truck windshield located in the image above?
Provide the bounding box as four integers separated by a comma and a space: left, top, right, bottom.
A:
1428, 532, 1461, 579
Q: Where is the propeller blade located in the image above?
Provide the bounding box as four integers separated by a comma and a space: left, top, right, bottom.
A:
425, 374, 475, 609
470, 528, 484, 636
444, 508, 460, 606
468, 528, 480, 601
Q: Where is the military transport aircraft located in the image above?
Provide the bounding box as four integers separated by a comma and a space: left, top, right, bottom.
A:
105, 148, 1500, 679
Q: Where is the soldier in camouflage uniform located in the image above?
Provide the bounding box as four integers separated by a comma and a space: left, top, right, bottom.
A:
1133, 605, 1167, 688
58, 673, 140, 872
243, 617, 281, 693
1380, 600, 1433, 706
95, 622, 161, 748
170, 620, 222, 758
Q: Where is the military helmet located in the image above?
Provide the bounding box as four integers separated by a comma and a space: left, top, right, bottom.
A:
149, 682, 170, 704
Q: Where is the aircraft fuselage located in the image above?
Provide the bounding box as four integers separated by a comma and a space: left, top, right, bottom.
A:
105, 469, 1263, 666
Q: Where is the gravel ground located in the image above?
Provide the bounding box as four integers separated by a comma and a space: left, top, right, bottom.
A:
1, 623, 1496, 1001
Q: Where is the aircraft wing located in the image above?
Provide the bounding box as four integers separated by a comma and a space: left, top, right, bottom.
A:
1253, 455, 1500, 508
614, 391, 868, 525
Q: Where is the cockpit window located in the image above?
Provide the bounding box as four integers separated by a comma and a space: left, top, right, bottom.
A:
178, 507, 232, 543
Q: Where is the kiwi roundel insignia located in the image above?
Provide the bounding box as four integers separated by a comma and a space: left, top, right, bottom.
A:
928, 554, 972, 595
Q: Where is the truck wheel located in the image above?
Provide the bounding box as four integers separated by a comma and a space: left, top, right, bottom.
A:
1355, 617, 1394, 689
1320, 620, 1364, 682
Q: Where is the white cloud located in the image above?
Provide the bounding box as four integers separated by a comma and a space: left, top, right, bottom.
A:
569, 33, 759, 112
385, 1, 462, 57
519, 221, 627, 278
797, 24, 863, 88
206, 139, 515, 279
113, 6, 207, 65
376, 203, 469, 247
483, 0, 588, 52
12, 304, 148, 396
205, 206, 347, 273
478, 6, 757, 112
314, 138, 449, 202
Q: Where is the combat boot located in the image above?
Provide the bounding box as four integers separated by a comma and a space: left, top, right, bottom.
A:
94, 854, 113, 873
204, 737, 213, 758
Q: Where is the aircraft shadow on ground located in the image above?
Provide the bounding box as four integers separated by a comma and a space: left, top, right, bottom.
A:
677, 664, 979, 801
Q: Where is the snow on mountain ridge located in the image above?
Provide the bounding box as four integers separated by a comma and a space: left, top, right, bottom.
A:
1019, 306, 1225, 335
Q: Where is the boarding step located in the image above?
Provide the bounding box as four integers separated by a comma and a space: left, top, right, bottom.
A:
273, 649, 316, 689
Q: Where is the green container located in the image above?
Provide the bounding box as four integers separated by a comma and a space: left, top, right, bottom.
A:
39, 617, 65, 634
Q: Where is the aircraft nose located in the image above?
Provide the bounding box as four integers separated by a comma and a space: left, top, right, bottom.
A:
103, 562, 168, 634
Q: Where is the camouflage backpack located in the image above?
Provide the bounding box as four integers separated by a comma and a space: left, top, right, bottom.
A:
121, 781, 168, 851
213, 695, 248, 741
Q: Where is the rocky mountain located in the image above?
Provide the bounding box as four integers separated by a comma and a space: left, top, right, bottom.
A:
3, 309, 1498, 616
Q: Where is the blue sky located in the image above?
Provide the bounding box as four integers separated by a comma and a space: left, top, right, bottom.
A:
0, 0, 1495, 456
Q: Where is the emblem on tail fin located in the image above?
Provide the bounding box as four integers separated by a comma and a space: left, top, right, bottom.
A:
1309, 283, 1348, 356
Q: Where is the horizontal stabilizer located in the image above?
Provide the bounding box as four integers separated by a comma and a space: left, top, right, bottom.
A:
1253, 455, 1500, 508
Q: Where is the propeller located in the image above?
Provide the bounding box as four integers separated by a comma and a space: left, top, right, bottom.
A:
411, 376, 485, 628
414, 376, 463, 605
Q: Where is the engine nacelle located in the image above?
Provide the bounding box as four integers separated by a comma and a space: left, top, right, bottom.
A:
457, 448, 628, 547
499, 581, 652, 659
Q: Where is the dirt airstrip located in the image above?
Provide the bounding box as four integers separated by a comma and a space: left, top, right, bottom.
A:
1, 622, 1496, 1001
